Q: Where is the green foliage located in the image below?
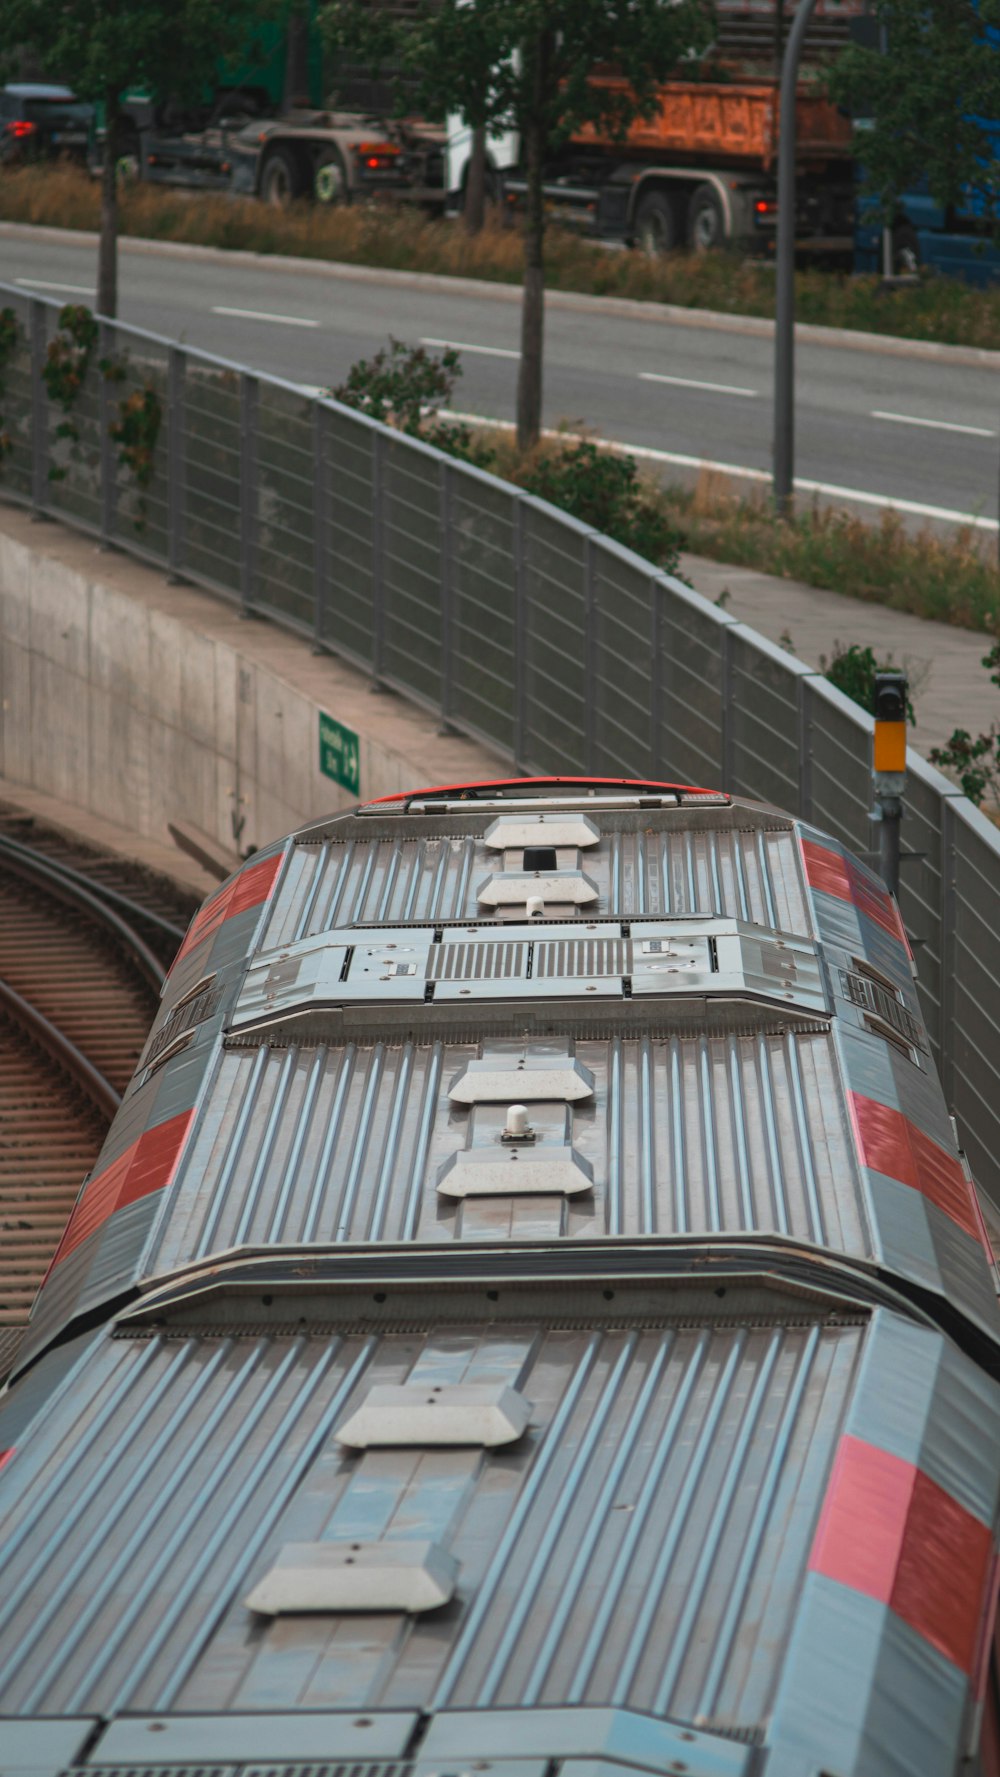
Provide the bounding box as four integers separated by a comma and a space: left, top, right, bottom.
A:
3, 0, 269, 114
828, 0, 1000, 231
42, 304, 98, 476
331, 337, 462, 433
516, 438, 683, 570
108, 380, 162, 492
322, 0, 716, 143
820, 641, 917, 724
929, 726, 1000, 805
929, 639, 1000, 805
42, 304, 98, 415
0, 307, 20, 471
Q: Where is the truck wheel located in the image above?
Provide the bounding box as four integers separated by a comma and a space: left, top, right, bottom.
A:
633, 190, 679, 256
260, 146, 302, 208
314, 148, 348, 206
688, 183, 726, 253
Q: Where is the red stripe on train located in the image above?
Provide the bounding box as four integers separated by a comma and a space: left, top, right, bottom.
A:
172, 853, 282, 969
810, 1433, 993, 1675
801, 837, 910, 951
849, 1091, 985, 1246
46, 1108, 195, 1273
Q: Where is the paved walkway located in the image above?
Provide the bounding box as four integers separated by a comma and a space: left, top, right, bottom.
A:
682, 552, 998, 760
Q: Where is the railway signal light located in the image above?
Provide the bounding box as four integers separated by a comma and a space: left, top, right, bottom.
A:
873, 670, 908, 773
872, 670, 908, 895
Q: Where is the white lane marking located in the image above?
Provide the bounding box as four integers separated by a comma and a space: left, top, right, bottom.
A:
212, 305, 318, 328
640, 370, 758, 398
15, 278, 94, 294
440, 408, 999, 531
872, 408, 995, 438
421, 336, 519, 359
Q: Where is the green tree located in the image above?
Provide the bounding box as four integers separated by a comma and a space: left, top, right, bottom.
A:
6, 0, 268, 317
322, 0, 714, 450
828, 0, 1000, 242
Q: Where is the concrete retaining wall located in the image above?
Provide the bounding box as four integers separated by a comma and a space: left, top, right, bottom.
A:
0, 507, 499, 855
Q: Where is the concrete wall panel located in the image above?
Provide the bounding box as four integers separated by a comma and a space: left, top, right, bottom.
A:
0, 508, 499, 855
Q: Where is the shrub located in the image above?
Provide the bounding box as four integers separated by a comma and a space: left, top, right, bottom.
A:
929, 639, 1000, 805
820, 641, 917, 723
331, 336, 462, 433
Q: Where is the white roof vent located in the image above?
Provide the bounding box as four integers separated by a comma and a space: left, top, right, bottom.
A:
449, 1056, 595, 1104
484, 813, 600, 850
336, 1383, 531, 1449
437, 1146, 593, 1198
245, 1540, 458, 1615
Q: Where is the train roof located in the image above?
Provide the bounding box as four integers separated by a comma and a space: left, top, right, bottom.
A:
3, 781, 1000, 1777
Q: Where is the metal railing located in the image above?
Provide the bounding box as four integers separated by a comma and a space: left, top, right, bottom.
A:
3, 281, 1000, 1200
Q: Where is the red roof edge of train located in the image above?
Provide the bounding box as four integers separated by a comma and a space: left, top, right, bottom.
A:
365, 775, 727, 804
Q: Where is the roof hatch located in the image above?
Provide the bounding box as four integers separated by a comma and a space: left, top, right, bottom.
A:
245, 1539, 458, 1615
336, 1382, 531, 1448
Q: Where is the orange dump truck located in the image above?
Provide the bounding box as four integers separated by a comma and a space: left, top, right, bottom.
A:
568, 73, 853, 253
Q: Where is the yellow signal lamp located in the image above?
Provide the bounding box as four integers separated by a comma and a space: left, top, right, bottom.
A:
873, 671, 908, 775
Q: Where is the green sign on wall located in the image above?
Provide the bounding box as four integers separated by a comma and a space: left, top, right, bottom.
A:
318, 711, 360, 795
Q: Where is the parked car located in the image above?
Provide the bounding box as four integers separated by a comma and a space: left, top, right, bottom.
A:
0, 83, 94, 167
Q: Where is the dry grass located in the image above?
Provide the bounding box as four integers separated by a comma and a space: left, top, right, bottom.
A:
662, 470, 1000, 632
6, 163, 1000, 350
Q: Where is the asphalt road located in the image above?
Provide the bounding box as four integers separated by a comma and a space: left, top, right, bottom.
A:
3, 224, 1000, 531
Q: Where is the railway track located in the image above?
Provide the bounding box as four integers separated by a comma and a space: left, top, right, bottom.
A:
0, 809, 197, 1375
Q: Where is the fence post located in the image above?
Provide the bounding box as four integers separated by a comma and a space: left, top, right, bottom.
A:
312, 402, 329, 653
720, 623, 736, 792
798, 673, 818, 824
98, 318, 114, 546
584, 534, 597, 775
30, 298, 46, 515
939, 796, 958, 1115
239, 372, 257, 616
439, 459, 453, 729
649, 575, 663, 780
513, 497, 528, 769
166, 346, 185, 582
372, 429, 385, 681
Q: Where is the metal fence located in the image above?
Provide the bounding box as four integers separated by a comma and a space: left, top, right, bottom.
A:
3, 282, 1000, 1200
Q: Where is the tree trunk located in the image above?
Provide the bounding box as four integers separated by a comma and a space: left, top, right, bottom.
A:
97, 87, 119, 319
464, 123, 487, 236
516, 35, 550, 454
284, 5, 311, 109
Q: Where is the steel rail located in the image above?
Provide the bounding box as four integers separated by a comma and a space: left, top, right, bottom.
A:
0, 976, 121, 1121
0, 834, 185, 945
0, 838, 168, 992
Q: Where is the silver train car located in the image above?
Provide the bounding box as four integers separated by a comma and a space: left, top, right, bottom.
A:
3, 775, 1000, 1777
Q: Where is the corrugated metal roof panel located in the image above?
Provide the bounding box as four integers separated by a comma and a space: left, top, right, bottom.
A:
260, 823, 808, 946
146, 1027, 866, 1267
0, 1313, 863, 1728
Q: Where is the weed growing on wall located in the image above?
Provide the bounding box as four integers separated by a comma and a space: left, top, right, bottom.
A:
101, 352, 164, 532
42, 303, 98, 479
